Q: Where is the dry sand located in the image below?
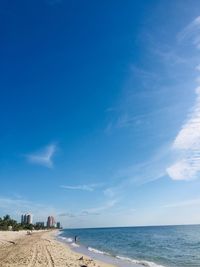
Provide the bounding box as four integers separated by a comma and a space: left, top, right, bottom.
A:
0, 230, 115, 267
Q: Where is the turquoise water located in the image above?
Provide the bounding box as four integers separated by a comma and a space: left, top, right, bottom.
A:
58, 225, 200, 267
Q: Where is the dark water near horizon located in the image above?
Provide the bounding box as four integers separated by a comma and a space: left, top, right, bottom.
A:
58, 225, 200, 267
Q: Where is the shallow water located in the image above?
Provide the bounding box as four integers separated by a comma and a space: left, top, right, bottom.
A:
58, 225, 200, 267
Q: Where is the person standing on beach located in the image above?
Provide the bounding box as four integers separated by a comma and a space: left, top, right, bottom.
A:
75, 235, 78, 243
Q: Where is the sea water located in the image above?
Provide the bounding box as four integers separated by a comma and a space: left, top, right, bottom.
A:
57, 225, 200, 267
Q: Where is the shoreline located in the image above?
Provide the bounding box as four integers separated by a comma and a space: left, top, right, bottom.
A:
0, 229, 165, 267
55, 231, 157, 267
0, 230, 115, 267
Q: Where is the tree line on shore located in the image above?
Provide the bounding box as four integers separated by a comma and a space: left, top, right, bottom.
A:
0, 214, 52, 231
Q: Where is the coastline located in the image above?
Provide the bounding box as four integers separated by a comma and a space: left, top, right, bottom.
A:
55, 231, 154, 267
0, 230, 115, 267
0, 229, 165, 267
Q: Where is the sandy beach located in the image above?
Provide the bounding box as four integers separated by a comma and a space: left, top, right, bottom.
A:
0, 230, 114, 267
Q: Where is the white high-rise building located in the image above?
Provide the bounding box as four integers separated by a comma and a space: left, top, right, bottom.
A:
27, 214, 33, 224
21, 213, 33, 224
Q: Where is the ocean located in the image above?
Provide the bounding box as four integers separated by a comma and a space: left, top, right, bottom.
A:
57, 225, 200, 267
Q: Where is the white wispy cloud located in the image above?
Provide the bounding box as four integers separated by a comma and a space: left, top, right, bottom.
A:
178, 16, 200, 49
116, 113, 143, 129
59, 183, 118, 219
117, 144, 170, 185
58, 210, 100, 217
130, 65, 159, 81
153, 47, 186, 65
60, 183, 102, 192
26, 144, 57, 168
163, 198, 200, 208
115, 105, 174, 129
58, 212, 76, 218
167, 87, 200, 180
57, 199, 118, 218
81, 199, 118, 215
166, 16, 200, 181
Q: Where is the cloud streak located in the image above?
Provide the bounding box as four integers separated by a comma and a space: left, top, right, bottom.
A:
167, 16, 200, 181
58, 199, 117, 218
167, 87, 200, 180
26, 144, 56, 168
178, 16, 200, 49
163, 198, 200, 208
81, 199, 118, 214
58, 212, 76, 218
117, 144, 170, 185
60, 183, 101, 192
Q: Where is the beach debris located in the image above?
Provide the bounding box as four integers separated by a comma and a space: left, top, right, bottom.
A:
79, 256, 84, 260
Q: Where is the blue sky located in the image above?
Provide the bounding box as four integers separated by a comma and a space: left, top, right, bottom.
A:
1, 0, 200, 228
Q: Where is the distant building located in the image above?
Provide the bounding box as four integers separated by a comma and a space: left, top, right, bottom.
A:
47, 216, 56, 228
56, 222, 61, 229
27, 214, 33, 224
21, 213, 33, 224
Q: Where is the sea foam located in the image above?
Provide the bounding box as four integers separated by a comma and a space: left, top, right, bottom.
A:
66, 237, 73, 243
88, 247, 110, 255
71, 242, 80, 247
87, 247, 165, 267
116, 255, 165, 267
